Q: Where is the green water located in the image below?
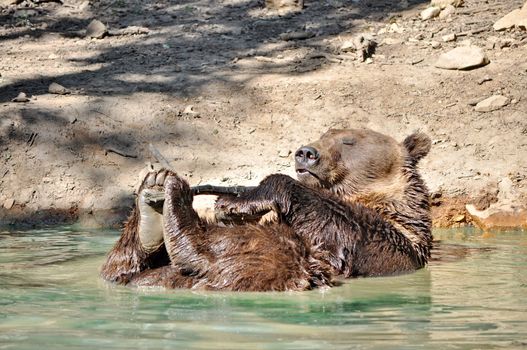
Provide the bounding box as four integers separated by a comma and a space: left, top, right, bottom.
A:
1, 227, 526, 350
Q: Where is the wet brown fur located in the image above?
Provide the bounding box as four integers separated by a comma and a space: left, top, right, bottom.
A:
101, 173, 331, 291
101, 128, 432, 290
216, 129, 432, 277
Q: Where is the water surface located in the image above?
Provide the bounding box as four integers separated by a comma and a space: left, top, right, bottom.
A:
1, 227, 526, 349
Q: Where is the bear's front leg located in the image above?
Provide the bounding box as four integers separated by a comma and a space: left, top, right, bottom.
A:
162, 171, 212, 276
215, 174, 296, 219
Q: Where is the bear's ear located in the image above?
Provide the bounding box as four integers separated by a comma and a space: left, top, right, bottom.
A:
403, 132, 431, 164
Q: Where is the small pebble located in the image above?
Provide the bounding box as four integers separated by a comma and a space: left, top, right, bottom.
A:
86, 19, 107, 39
48, 82, 70, 95
442, 33, 456, 42
474, 95, 509, 112
421, 7, 440, 21
12, 92, 30, 103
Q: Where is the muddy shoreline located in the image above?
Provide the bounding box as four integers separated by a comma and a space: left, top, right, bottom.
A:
1, 194, 525, 231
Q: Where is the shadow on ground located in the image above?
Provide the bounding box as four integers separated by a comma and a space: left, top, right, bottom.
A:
0, 0, 428, 103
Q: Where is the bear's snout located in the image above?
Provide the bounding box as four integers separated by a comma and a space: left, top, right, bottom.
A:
295, 146, 320, 167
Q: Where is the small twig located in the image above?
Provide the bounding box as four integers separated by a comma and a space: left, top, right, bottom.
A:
306, 52, 343, 64
457, 26, 490, 37
105, 148, 137, 158
27, 132, 37, 147
148, 143, 174, 170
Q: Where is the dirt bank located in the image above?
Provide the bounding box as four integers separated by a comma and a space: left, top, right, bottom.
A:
1, 0, 526, 229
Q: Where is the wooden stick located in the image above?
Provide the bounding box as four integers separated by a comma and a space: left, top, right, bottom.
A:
192, 184, 255, 196
142, 185, 254, 204
105, 148, 137, 158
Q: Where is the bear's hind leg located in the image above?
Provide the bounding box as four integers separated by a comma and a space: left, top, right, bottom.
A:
101, 171, 170, 284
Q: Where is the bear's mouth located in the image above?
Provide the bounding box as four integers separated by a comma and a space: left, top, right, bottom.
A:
296, 167, 320, 182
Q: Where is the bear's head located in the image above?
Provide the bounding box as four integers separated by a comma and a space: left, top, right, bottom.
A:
294, 128, 431, 198
294, 128, 432, 254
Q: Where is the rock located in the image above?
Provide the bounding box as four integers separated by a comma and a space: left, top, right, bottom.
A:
467, 207, 527, 230
340, 34, 376, 61
442, 33, 456, 42
452, 214, 465, 223
12, 92, 30, 103
493, 2, 527, 31
434, 46, 489, 70
465, 177, 527, 230
86, 19, 107, 39
183, 105, 199, 117
383, 38, 403, 45
474, 95, 509, 112
48, 82, 70, 95
183, 105, 195, 114
431, 0, 463, 9
3, 198, 14, 210
430, 41, 441, 49
421, 6, 440, 20
388, 23, 404, 34
340, 41, 355, 52
439, 4, 456, 19
278, 149, 291, 158
0, 0, 17, 5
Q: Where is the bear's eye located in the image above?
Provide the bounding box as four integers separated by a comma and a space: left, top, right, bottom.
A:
342, 138, 356, 146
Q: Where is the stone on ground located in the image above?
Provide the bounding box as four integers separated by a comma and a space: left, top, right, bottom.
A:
474, 95, 509, 112
421, 7, 440, 20
442, 33, 456, 42
439, 4, 456, 19
86, 19, 107, 39
48, 82, 70, 95
493, 2, 527, 31
434, 46, 489, 70
11, 92, 29, 102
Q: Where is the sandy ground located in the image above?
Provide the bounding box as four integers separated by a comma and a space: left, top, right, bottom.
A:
0, 0, 526, 229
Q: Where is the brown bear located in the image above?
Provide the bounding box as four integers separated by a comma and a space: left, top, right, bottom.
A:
100, 128, 432, 290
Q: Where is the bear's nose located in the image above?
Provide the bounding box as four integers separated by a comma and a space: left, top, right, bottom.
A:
295, 146, 320, 166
